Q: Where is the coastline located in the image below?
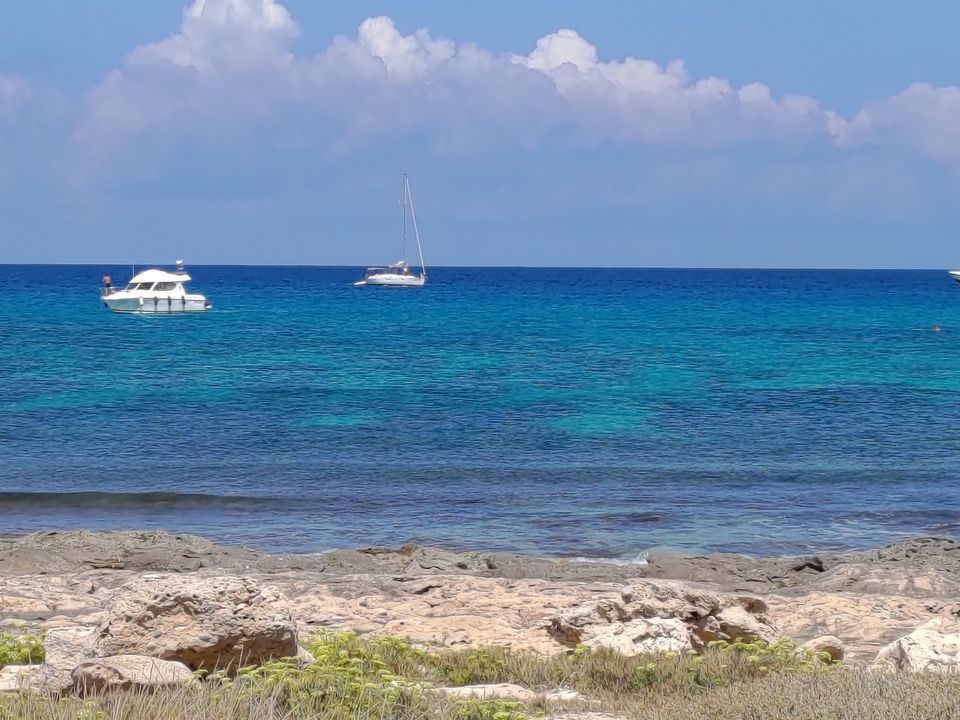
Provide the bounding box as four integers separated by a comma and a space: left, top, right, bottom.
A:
2, 529, 958, 667
7, 267, 960, 565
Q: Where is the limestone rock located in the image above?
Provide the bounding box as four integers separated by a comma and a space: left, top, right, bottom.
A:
93, 575, 297, 671
764, 591, 939, 664
692, 604, 777, 650
0, 530, 267, 575
800, 635, 844, 662
296, 645, 316, 666
545, 688, 589, 702
436, 683, 539, 702
19, 626, 98, 694
2, 530, 960, 671
581, 617, 689, 655
45, 626, 97, 671
873, 626, 960, 671
0, 576, 103, 624
0, 663, 77, 695
0, 625, 97, 694
436, 684, 587, 703
72, 655, 192, 694
547, 580, 776, 656
0, 665, 45, 693
286, 574, 590, 653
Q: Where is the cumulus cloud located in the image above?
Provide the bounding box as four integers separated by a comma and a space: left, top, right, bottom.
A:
75, 0, 300, 154
71, 0, 960, 173
829, 83, 960, 163
131, 0, 297, 74
75, 1, 838, 159
353, 16, 454, 79
75, 4, 563, 162
512, 28, 829, 143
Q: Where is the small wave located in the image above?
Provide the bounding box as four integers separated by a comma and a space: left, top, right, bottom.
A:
0, 490, 286, 511
569, 550, 649, 566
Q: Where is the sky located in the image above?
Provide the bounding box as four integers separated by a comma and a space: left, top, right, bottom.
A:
1, 1, 960, 267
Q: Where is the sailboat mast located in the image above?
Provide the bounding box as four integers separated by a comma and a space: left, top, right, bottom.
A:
401, 174, 407, 263
405, 175, 427, 278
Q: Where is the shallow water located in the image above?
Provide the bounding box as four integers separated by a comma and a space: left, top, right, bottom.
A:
2, 265, 959, 557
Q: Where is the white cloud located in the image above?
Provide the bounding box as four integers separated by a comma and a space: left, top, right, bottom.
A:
522, 28, 597, 72
354, 16, 454, 79
129, 0, 297, 75
829, 83, 960, 163
75, 0, 300, 156
71, 1, 960, 172
513, 29, 829, 143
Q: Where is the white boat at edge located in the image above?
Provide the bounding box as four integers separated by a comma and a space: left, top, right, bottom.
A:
101, 260, 211, 314
949, 270, 960, 283
355, 174, 428, 287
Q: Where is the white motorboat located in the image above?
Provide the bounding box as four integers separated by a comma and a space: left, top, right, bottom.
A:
355, 174, 428, 287
949, 270, 960, 283
101, 260, 211, 314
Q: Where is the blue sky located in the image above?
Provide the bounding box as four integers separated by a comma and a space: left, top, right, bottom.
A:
1, 0, 959, 267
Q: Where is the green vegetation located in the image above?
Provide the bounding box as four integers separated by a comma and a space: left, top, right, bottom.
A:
0, 632, 958, 719
0, 630, 45, 669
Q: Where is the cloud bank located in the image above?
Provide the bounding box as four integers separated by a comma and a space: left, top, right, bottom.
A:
830, 83, 960, 164
66, 0, 960, 169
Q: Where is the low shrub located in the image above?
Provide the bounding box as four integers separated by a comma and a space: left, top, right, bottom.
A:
428, 635, 837, 697
0, 630, 45, 669
451, 698, 528, 720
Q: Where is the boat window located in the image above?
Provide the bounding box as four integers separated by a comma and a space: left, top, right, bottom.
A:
125, 284, 137, 291
154, 282, 176, 291
136, 282, 155, 290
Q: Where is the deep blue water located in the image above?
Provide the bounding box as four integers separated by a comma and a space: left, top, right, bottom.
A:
1, 265, 959, 558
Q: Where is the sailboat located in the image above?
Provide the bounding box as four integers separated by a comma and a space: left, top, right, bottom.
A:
354, 174, 428, 287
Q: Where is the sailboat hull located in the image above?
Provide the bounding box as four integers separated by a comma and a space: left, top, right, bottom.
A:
356, 274, 426, 287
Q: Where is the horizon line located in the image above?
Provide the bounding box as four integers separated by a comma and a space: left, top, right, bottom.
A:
0, 262, 955, 273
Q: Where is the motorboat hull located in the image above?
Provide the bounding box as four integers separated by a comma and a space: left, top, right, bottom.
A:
949, 270, 960, 283
102, 294, 209, 313
355, 274, 426, 287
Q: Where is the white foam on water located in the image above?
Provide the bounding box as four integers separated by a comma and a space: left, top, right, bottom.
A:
569, 550, 649, 566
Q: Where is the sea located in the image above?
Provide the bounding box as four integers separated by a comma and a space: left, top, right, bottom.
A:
2, 265, 959, 559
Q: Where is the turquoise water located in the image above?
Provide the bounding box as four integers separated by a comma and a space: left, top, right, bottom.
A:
2, 265, 959, 557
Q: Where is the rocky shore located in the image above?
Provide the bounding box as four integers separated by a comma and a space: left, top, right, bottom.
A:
1, 530, 959, 693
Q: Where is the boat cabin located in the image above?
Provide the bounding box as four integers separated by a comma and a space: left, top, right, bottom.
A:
121, 269, 191, 294
364, 260, 417, 279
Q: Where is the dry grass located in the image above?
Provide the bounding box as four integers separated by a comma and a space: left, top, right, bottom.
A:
613, 670, 960, 720
0, 632, 956, 720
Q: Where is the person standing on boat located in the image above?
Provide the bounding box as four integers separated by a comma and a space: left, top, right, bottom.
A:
101, 273, 112, 295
